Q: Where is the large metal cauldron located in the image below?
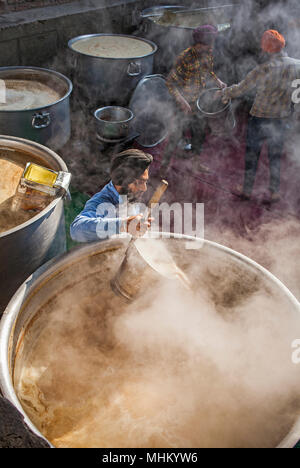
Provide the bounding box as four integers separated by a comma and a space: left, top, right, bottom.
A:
0, 136, 70, 314
0, 234, 300, 448
139, 4, 238, 74
0, 67, 72, 151
68, 34, 157, 107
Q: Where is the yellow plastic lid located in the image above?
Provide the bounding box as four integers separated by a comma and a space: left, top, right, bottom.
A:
24, 163, 58, 187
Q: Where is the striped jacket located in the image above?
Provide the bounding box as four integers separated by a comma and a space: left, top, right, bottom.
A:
223, 52, 300, 118
166, 44, 221, 105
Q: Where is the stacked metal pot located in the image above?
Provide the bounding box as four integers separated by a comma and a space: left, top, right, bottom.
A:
0, 136, 70, 313
0, 67, 73, 314
0, 25, 161, 314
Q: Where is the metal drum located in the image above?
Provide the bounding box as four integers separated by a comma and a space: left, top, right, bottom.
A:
1, 235, 300, 448
0, 135, 70, 314
68, 34, 158, 107
0, 67, 72, 151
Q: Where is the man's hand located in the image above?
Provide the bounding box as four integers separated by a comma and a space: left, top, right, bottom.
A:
125, 214, 153, 238
178, 95, 192, 115
215, 89, 229, 104
217, 80, 227, 89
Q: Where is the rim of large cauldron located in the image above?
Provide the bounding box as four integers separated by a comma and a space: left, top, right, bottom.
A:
0, 66, 73, 114
0, 233, 300, 449
68, 33, 158, 60
0, 135, 69, 239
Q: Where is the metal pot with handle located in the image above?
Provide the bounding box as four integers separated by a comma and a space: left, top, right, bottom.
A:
0, 135, 71, 314
0, 67, 73, 151
94, 106, 134, 141
68, 34, 158, 107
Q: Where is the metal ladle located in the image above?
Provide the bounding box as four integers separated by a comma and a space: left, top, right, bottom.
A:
111, 180, 191, 302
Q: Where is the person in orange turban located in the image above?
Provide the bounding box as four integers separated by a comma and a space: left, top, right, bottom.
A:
261, 30, 286, 54
218, 30, 300, 203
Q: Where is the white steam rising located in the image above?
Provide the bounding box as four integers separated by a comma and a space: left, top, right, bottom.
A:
14, 232, 300, 448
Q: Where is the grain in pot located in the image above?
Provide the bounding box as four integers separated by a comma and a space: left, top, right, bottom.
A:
15, 274, 300, 448
71, 36, 154, 59
0, 80, 61, 111
0, 198, 37, 233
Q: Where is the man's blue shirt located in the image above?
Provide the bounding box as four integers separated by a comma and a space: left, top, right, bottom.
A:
70, 181, 124, 243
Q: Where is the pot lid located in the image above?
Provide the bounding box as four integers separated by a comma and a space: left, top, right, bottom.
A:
141, 5, 185, 18
129, 74, 174, 147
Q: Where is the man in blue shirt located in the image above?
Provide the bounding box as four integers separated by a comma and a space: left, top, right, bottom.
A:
70, 149, 153, 243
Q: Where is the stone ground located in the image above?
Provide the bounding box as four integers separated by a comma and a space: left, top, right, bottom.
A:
0, 397, 50, 448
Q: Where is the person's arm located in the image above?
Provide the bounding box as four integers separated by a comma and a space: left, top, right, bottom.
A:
222, 66, 261, 102
70, 193, 123, 243
166, 51, 192, 114
207, 53, 227, 89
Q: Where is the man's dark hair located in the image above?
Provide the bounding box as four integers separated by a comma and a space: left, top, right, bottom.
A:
110, 149, 153, 192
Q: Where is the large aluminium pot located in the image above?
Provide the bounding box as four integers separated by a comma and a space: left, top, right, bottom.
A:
0, 135, 70, 314
0, 234, 300, 448
68, 34, 158, 107
0, 67, 72, 151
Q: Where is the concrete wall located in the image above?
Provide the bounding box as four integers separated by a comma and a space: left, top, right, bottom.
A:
1, 1, 73, 13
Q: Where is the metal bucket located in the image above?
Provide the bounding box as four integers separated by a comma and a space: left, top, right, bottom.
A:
197, 88, 236, 135
68, 34, 158, 107
1, 234, 300, 448
0, 67, 72, 151
0, 135, 70, 314
94, 106, 134, 141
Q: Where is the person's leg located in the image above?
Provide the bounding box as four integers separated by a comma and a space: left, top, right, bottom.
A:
163, 108, 186, 165
243, 116, 264, 197
265, 119, 289, 197
160, 106, 194, 178
190, 114, 207, 153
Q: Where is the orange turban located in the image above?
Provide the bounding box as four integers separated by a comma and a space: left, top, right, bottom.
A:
261, 30, 285, 54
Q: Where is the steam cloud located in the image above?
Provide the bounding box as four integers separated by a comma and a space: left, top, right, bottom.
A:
14, 229, 300, 448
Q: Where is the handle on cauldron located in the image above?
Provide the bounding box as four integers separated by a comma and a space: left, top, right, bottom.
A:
32, 112, 51, 129
127, 61, 142, 77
